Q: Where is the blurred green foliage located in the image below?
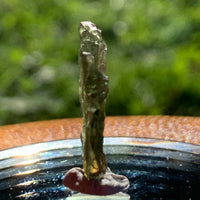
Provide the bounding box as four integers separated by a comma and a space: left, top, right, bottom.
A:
0, 0, 200, 125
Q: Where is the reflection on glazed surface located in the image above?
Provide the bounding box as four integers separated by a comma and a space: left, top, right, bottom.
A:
0, 137, 200, 199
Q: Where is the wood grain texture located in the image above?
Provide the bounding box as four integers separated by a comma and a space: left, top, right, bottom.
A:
0, 116, 199, 150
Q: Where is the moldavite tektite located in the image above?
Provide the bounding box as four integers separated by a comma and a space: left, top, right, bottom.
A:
63, 22, 129, 196
79, 21, 108, 179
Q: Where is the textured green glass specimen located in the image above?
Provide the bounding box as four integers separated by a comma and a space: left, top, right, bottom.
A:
79, 21, 108, 179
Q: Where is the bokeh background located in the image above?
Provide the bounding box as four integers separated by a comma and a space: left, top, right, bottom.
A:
0, 0, 200, 125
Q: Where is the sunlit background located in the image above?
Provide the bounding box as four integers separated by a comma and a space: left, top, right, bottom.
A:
0, 0, 200, 125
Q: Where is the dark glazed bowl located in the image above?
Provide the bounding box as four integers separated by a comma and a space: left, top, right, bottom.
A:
0, 137, 200, 200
